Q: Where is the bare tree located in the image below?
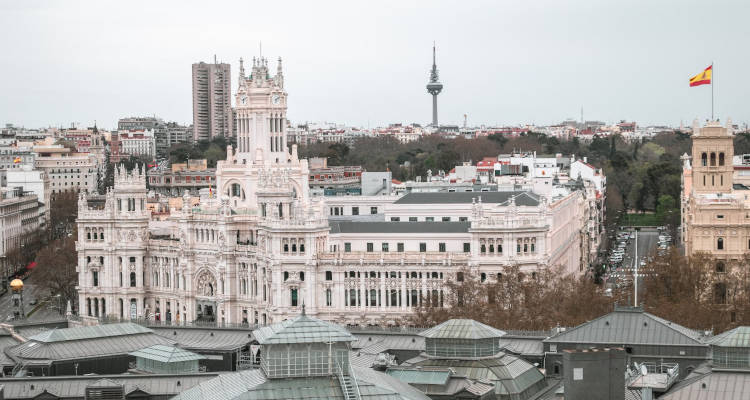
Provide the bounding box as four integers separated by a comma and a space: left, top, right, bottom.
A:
33, 236, 78, 310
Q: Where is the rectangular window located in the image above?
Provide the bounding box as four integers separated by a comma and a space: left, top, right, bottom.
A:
717, 215, 724, 219
420, 243, 427, 252
382, 242, 389, 252
397, 243, 404, 252
463, 243, 471, 252
439, 243, 446, 252
325, 271, 333, 281
370, 207, 378, 214
367, 242, 374, 252
390, 217, 401, 221
459, 217, 468, 222
344, 242, 351, 252
352, 206, 359, 215
442, 217, 451, 222
425, 217, 435, 222
409, 217, 417, 222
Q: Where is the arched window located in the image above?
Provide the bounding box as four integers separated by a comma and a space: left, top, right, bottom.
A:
719, 152, 725, 166
480, 244, 486, 253
290, 289, 298, 307
710, 152, 716, 166
701, 152, 707, 166
130, 272, 137, 287
717, 237, 724, 250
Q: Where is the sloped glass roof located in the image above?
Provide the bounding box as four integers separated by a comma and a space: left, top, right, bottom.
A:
253, 314, 355, 345
708, 326, 750, 348
419, 319, 507, 340
129, 344, 205, 363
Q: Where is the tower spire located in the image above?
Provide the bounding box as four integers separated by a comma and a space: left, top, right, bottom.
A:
239, 57, 245, 80
426, 41, 443, 127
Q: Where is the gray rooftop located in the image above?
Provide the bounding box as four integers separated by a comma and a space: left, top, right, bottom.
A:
172, 367, 431, 400
9, 324, 176, 365
0, 373, 216, 399
329, 221, 470, 234
544, 307, 707, 346
129, 344, 205, 363
253, 313, 355, 345
29, 322, 151, 343
658, 368, 750, 400
394, 191, 540, 206
151, 327, 253, 352
420, 319, 507, 340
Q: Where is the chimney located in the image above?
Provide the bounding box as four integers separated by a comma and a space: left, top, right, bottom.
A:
563, 347, 625, 400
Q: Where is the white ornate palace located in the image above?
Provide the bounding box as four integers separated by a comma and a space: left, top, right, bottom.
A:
76, 56, 593, 326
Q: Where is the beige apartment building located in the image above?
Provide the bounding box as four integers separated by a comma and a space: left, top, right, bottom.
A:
682, 119, 749, 269
192, 60, 233, 142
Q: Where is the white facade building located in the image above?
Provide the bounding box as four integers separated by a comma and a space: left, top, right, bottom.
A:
76, 57, 593, 326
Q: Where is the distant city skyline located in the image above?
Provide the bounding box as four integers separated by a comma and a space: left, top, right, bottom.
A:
1, 0, 748, 129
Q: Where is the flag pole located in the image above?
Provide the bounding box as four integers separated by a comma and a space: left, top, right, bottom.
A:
711, 61, 714, 121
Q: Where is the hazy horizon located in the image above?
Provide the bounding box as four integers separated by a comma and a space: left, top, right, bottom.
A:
1, 0, 748, 130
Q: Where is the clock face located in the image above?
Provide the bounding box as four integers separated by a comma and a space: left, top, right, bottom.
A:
272, 94, 281, 105
240, 96, 247, 105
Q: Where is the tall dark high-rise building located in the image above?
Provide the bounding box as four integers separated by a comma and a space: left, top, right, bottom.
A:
426, 43, 443, 127
192, 57, 233, 142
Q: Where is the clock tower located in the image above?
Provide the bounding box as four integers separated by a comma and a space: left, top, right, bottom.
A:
235, 56, 288, 163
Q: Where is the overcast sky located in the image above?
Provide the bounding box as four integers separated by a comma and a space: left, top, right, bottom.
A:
1, 0, 747, 130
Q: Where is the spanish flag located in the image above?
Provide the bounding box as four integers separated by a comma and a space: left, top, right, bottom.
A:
689, 65, 712, 87
13, 157, 21, 164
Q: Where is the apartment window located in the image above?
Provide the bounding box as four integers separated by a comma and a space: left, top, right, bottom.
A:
716, 261, 726, 273
425, 217, 434, 222
439, 243, 446, 252
370, 207, 377, 214
352, 206, 359, 215
344, 242, 351, 252
382, 242, 389, 252
397, 243, 404, 252
419, 243, 427, 252
717, 237, 724, 250
367, 242, 374, 252
325, 271, 333, 280
442, 217, 450, 222
463, 243, 471, 252
409, 217, 417, 222
390, 217, 401, 221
